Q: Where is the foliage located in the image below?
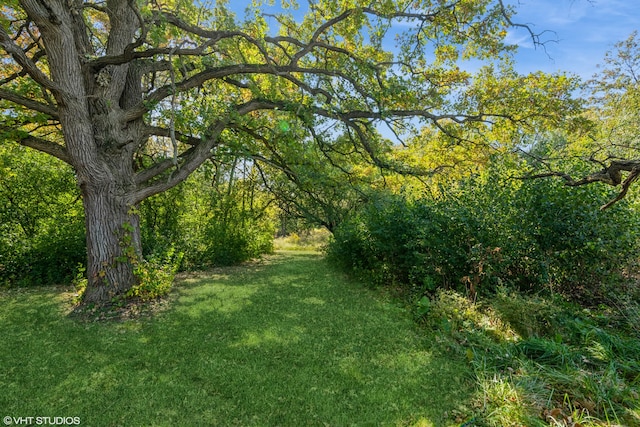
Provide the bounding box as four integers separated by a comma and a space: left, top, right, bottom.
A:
126, 247, 184, 301
140, 158, 275, 269
2, 221, 87, 288
0, 145, 85, 287
0, 0, 584, 305
259, 133, 373, 233
587, 30, 640, 158
328, 191, 463, 292
273, 228, 332, 251
523, 31, 640, 207
200, 206, 274, 266
327, 160, 640, 300
0, 145, 275, 287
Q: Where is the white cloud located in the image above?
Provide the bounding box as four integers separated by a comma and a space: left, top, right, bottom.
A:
506, 0, 640, 77
504, 29, 536, 49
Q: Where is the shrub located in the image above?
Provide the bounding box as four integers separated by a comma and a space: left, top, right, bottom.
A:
126, 247, 184, 300
139, 168, 276, 270
0, 218, 86, 287
327, 192, 469, 292
0, 145, 86, 287
327, 172, 640, 300
512, 179, 639, 295
202, 218, 274, 266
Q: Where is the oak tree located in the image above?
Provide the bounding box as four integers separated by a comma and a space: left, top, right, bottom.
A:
0, 0, 576, 306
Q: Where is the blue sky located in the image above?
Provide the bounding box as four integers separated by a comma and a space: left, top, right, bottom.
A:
235, 0, 638, 79
505, 0, 640, 78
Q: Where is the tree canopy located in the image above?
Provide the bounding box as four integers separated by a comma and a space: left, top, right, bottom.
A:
523, 31, 640, 209
0, 0, 581, 305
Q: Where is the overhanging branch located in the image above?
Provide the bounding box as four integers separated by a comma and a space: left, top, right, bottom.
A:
3, 129, 72, 164
145, 125, 203, 146
523, 159, 640, 210
0, 88, 59, 119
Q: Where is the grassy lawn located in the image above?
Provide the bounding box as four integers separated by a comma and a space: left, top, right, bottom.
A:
0, 251, 473, 426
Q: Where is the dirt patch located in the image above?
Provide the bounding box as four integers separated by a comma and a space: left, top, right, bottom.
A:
67, 293, 174, 322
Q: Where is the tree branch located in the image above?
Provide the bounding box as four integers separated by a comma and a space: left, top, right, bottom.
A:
87, 45, 213, 70
0, 49, 47, 86
133, 145, 197, 186
2, 128, 72, 164
0, 24, 59, 93
144, 125, 203, 146
0, 88, 59, 119
123, 64, 300, 122
601, 168, 640, 209
289, 9, 355, 66
522, 159, 640, 209
130, 98, 284, 201
496, 0, 558, 54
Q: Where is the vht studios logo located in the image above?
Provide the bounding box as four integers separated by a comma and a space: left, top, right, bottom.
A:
3, 417, 81, 426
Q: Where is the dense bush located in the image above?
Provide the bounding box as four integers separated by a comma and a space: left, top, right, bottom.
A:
327, 195, 465, 293
327, 172, 640, 300
127, 247, 184, 300
200, 205, 274, 266
140, 162, 275, 270
0, 220, 86, 287
0, 146, 86, 286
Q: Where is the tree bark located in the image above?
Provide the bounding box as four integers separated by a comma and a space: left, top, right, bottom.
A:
63, 103, 145, 306
80, 181, 142, 305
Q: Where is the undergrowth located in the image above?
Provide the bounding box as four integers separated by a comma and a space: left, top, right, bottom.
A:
417, 288, 640, 426
70, 247, 183, 320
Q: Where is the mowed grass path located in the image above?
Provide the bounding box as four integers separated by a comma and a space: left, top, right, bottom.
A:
0, 252, 472, 426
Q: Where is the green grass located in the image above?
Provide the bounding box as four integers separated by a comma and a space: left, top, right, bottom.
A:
0, 251, 473, 426
419, 289, 640, 426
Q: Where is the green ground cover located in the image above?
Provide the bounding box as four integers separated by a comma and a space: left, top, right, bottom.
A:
3, 251, 638, 426
0, 252, 472, 426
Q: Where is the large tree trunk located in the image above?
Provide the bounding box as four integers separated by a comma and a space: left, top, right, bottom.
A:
16, 0, 148, 306
74, 100, 146, 306
80, 182, 142, 305
68, 109, 145, 306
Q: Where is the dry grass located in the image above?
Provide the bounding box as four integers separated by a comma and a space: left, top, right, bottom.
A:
273, 228, 331, 251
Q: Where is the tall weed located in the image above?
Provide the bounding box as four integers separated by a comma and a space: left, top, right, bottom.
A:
419, 290, 640, 426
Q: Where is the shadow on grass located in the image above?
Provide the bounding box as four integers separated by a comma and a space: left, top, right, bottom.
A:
0, 252, 473, 426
